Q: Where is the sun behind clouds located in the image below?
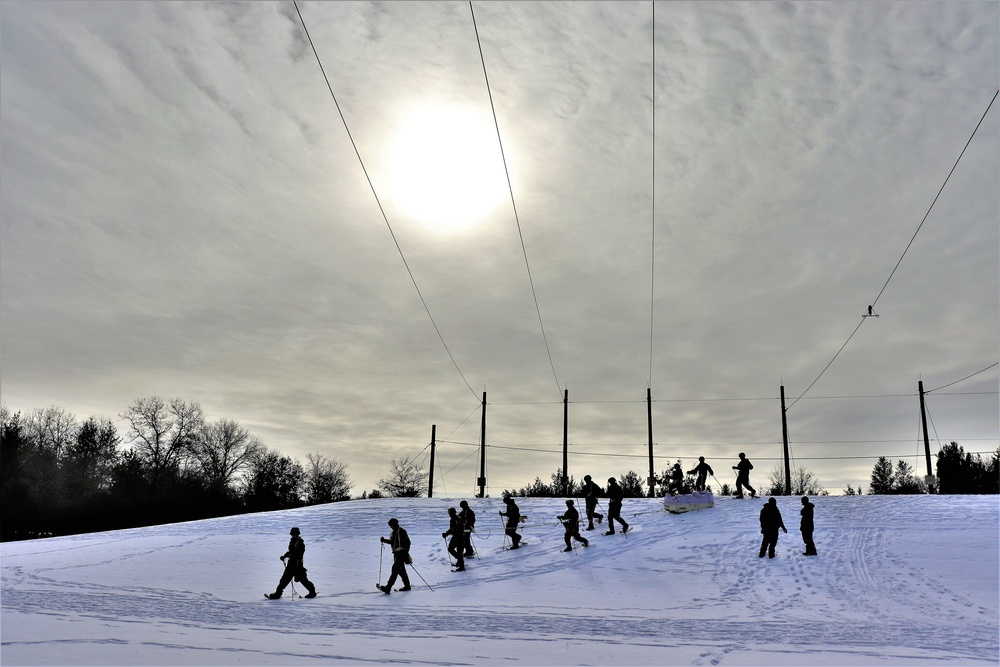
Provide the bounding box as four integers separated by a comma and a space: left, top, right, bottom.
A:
384, 105, 510, 236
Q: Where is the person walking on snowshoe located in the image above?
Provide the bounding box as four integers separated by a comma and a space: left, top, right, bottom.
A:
687, 456, 714, 492
442, 507, 466, 571
800, 496, 818, 556
604, 477, 630, 535
558, 499, 589, 551
580, 475, 604, 530
733, 452, 757, 498
378, 518, 411, 593
758, 497, 787, 558
458, 500, 476, 557
266, 526, 317, 599
500, 495, 522, 549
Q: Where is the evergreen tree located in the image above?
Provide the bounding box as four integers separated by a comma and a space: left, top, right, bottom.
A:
869, 457, 894, 494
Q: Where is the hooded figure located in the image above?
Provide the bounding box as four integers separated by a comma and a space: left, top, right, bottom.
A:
800, 496, 818, 556
266, 527, 317, 599
758, 498, 788, 558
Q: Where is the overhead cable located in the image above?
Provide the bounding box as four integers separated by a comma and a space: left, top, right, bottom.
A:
293, 1, 479, 401
789, 90, 998, 409
469, 1, 562, 397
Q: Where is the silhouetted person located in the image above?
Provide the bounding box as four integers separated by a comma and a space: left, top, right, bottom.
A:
733, 452, 756, 498
500, 495, 522, 549
758, 497, 787, 558
604, 477, 630, 535
266, 526, 317, 599
687, 456, 714, 491
378, 518, 411, 593
668, 462, 684, 493
558, 499, 589, 551
442, 507, 466, 571
800, 496, 818, 556
458, 500, 476, 557
580, 475, 604, 530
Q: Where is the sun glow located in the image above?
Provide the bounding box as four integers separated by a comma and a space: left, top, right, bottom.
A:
385, 106, 510, 235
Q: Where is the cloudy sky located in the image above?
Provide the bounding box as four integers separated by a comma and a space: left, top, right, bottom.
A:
2, 1, 997, 496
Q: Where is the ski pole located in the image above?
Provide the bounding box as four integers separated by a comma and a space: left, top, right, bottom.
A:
499, 513, 509, 550
378, 541, 384, 587
289, 579, 298, 599
443, 536, 454, 567
409, 561, 434, 591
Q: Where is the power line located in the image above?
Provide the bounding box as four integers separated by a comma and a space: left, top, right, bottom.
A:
292, 1, 479, 401
468, 1, 561, 398
789, 90, 998, 410
926, 362, 999, 393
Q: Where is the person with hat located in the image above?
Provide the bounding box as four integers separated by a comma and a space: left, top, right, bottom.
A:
604, 477, 630, 535
499, 495, 522, 549
442, 507, 466, 571
378, 518, 412, 593
266, 526, 317, 599
458, 500, 477, 558
580, 474, 604, 530
557, 499, 589, 552
687, 456, 714, 491
733, 452, 757, 499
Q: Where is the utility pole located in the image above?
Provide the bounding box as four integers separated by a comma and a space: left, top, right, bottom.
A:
780, 385, 791, 496
918, 380, 936, 493
427, 424, 436, 498
646, 387, 655, 497
562, 388, 569, 496
477, 392, 487, 498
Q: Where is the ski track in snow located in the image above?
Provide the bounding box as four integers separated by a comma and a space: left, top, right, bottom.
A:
2, 496, 998, 665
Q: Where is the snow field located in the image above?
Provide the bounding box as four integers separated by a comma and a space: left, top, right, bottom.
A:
1, 495, 997, 665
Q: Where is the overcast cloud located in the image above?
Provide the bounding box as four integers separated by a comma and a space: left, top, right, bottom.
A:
2, 1, 997, 495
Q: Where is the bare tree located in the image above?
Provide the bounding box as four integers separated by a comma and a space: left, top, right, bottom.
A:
24, 406, 78, 457
303, 453, 351, 504
377, 456, 428, 498
120, 397, 204, 487
766, 464, 826, 496
189, 419, 263, 495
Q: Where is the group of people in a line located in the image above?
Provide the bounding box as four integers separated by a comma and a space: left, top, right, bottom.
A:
265, 454, 819, 598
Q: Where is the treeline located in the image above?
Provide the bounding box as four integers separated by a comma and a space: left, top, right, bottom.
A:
863, 443, 999, 495
1, 399, 351, 541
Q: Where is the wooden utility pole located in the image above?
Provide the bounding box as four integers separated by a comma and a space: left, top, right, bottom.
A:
427, 424, 436, 498
562, 389, 569, 496
780, 385, 791, 495
646, 387, 655, 497
918, 380, 936, 493
477, 392, 487, 498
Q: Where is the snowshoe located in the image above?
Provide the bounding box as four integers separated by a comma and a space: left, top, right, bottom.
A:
397, 586, 412, 592
304, 592, 317, 598
265, 592, 281, 599
376, 584, 391, 594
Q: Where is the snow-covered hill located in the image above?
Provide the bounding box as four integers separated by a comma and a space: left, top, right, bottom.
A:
2, 495, 998, 665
